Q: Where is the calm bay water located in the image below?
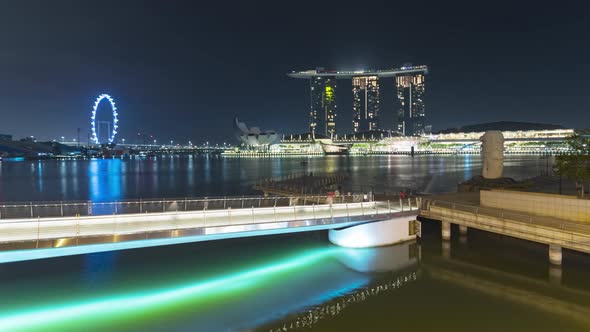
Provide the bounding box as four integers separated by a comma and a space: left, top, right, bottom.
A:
0, 155, 589, 331
0, 154, 554, 202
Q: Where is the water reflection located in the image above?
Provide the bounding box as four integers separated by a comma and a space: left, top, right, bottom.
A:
264, 271, 418, 332
82, 251, 117, 288
36, 162, 43, 194
88, 159, 122, 203
262, 243, 419, 331
336, 241, 419, 273
0, 241, 420, 332
0, 155, 553, 202
463, 154, 472, 180
425, 240, 590, 327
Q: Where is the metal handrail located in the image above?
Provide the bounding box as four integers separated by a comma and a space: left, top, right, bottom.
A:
0, 193, 373, 221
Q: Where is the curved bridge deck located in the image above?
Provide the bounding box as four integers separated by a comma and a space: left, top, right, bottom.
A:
0, 196, 420, 263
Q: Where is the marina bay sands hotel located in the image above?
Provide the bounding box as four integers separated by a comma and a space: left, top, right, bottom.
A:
287, 65, 428, 137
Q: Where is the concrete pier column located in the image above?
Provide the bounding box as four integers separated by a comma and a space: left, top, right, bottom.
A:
549, 245, 562, 265
441, 221, 451, 241
458, 225, 468, 244
459, 235, 467, 245
459, 225, 468, 235
441, 241, 451, 259
549, 265, 562, 284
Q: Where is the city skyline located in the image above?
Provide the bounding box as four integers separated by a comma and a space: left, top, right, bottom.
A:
0, 2, 587, 143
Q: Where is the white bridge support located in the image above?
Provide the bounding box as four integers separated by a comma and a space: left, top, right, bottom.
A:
328, 215, 418, 248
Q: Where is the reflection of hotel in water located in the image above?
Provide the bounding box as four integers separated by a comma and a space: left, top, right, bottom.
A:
288, 65, 429, 137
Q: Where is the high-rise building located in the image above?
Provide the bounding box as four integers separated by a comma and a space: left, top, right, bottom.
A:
396, 71, 426, 136
288, 65, 427, 136
310, 76, 337, 137
352, 76, 379, 132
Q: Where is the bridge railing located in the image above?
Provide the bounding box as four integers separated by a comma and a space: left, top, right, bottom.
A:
0, 194, 372, 221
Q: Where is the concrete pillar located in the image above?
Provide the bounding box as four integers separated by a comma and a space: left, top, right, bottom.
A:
549, 245, 562, 265
459, 235, 467, 245
459, 225, 468, 235
549, 265, 562, 284
441, 241, 451, 259
441, 221, 451, 241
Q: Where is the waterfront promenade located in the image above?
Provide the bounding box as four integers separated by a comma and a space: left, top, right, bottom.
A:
419, 191, 590, 265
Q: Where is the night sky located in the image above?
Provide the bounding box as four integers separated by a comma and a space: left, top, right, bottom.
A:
0, 1, 588, 144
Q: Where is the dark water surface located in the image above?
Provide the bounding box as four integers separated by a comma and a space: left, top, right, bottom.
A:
0, 155, 588, 331
0, 155, 554, 201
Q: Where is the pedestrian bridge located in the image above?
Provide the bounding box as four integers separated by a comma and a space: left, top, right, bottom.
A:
0, 195, 420, 263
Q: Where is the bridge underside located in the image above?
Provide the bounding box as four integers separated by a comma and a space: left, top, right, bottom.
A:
0, 201, 420, 263
0, 219, 376, 264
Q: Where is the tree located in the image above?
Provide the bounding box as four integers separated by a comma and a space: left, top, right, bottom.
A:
554, 131, 590, 198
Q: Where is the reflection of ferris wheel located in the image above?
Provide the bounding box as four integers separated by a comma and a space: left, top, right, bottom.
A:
90, 94, 119, 144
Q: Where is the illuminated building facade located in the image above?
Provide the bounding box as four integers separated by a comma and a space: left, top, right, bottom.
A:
352, 76, 379, 132
288, 65, 428, 137
396, 72, 426, 136
310, 76, 337, 137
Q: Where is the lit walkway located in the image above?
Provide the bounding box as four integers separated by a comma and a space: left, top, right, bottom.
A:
0, 198, 419, 263
420, 193, 590, 265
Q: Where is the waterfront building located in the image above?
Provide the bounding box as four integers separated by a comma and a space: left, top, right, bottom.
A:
396, 69, 426, 136
352, 76, 380, 132
288, 65, 428, 136
310, 75, 337, 137
225, 127, 574, 156
233, 117, 278, 147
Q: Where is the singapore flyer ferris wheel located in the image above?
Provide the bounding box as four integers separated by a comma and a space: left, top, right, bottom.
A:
90, 94, 119, 144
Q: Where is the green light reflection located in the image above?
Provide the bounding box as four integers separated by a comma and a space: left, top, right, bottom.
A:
0, 248, 338, 332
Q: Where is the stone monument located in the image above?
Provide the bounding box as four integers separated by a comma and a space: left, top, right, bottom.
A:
481, 130, 504, 179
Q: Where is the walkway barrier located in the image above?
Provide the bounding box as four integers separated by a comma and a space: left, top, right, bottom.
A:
0, 194, 370, 220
